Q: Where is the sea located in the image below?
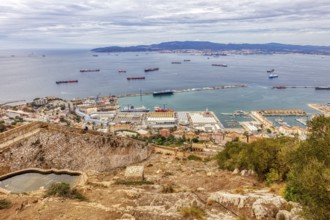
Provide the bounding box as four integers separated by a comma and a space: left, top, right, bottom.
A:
1, 49, 329, 127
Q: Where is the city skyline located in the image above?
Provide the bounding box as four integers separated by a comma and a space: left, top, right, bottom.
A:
0, 0, 330, 49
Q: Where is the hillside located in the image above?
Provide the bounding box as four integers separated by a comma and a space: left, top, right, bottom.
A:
92, 41, 330, 55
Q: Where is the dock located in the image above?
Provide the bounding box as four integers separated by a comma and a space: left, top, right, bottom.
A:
117, 84, 247, 98
259, 110, 307, 116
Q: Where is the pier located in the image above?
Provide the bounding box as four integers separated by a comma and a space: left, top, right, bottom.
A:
117, 84, 247, 98
259, 109, 307, 116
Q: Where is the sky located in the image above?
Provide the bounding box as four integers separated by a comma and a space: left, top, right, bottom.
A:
0, 0, 330, 49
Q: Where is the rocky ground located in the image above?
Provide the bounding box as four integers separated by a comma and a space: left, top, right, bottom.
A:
0, 153, 302, 220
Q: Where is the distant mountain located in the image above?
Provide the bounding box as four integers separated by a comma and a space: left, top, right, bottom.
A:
91, 41, 330, 55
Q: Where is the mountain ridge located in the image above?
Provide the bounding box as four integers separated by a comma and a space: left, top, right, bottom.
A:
91, 41, 330, 54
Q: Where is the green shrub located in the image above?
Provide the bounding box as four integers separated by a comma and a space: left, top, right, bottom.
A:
161, 184, 174, 193
0, 199, 11, 209
187, 155, 202, 161
179, 205, 206, 219
46, 182, 87, 201
284, 115, 330, 220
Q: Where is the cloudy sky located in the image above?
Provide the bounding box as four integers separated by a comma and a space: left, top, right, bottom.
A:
0, 0, 330, 49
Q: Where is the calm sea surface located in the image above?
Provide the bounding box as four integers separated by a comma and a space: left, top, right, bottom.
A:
1, 49, 329, 120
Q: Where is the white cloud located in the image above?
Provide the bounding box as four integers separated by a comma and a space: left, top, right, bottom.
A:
0, 0, 329, 48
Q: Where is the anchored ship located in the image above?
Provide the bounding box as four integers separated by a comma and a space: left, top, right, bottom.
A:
127, 76, 145, 80
315, 86, 330, 90
272, 86, 287, 89
153, 90, 174, 96
212, 64, 228, 67
56, 80, 78, 84
144, 67, 159, 72
80, 69, 100, 72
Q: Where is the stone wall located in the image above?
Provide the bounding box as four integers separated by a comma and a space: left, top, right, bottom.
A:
0, 123, 153, 174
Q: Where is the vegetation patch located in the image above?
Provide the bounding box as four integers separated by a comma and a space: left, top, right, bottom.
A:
161, 184, 175, 193
114, 180, 154, 185
187, 155, 203, 161
0, 199, 12, 209
179, 205, 206, 219
217, 115, 330, 220
45, 182, 87, 201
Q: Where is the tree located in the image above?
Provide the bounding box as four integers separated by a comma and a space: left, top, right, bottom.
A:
285, 115, 330, 220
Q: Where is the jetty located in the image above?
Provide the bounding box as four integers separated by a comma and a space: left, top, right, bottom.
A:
117, 84, 247, 98
259, 110, 306, 116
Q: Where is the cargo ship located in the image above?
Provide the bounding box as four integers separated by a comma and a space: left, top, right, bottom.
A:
80, 69, 100, 72
56, 80, 78, 84
315, 86, 330, 90
267, 69, 275, 73
121, 105, 150, 112
272, 86, 287, 89
144, 67, 159, 72
171, 62, 181, 64
127, 76, 145, 80
269, 74, 279, 79
153, 90, 174, 96
212, 64, 227, 67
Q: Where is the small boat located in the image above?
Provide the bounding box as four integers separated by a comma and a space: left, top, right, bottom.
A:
269, 74, 279, 79
183, 59, 191, 62
267, 69, 275, 73
171, 62, 181, 64
118, 70, 127, 73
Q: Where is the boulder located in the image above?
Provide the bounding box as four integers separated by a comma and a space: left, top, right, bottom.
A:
124, 166, 144, 181
276, 210, 291, 220
232, 168, 239, 175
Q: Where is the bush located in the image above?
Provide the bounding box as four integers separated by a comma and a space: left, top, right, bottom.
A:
180, 205, 206, 219
0, 199, 11, 209
46, 182, 87, 201
161, 184, 174, 193
187, 155, 202, 161
216, 136, 298, 181
284, 115, 330, 220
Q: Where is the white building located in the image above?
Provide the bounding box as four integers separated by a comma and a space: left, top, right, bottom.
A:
147, 112, 177, 128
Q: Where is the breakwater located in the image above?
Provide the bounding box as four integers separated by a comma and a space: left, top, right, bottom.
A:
117, 84, 247, 98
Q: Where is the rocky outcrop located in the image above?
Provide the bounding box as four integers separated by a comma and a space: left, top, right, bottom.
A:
207, 190, 301, 220
0, 123, 153, 174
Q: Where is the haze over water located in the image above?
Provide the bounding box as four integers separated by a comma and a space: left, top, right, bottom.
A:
1, 49, 329, 118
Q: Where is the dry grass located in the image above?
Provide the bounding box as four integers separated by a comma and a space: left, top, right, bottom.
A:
0, 199, 12, 209
179, 205, 206, 219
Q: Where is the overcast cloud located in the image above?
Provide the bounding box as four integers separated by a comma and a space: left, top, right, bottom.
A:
0, 0, 329, 48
